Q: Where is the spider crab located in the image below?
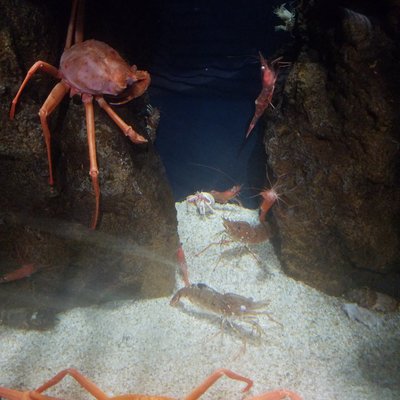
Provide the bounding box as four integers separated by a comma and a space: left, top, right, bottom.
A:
9, 0, 151, 229
0, 368, 303, 400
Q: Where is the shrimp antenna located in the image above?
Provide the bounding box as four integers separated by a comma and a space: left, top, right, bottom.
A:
187, 162, 240, 185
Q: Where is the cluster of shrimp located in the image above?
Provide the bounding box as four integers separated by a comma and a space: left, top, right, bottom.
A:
184, 176, 282, 268
174, 186, 283, 345
174, 170, 289, 349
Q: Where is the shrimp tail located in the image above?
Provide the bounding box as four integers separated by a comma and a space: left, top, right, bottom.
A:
246, 90, 273, 138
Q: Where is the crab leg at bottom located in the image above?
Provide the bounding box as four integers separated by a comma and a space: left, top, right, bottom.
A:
251, 390, 302, 400
34, 368, 253, 400
0, 368, 302, 400
35, 369, 109, 400
184, 368, 253, 400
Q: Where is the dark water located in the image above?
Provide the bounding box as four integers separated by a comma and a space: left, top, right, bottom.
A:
82, 0, 288, 207
145, 0, 287, 207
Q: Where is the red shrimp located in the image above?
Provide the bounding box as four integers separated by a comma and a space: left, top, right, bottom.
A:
246, 53, 289, 138
259, 187, 280, 222
210, 184, 242, 204
258, 173, 294, 222
0, 263, 39, 283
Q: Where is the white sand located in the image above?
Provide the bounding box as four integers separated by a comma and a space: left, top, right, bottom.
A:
0, 202, 399, 400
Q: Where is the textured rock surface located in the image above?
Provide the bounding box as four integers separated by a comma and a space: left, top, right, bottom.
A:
264, 0, 400, 296
0, 0, 177, 329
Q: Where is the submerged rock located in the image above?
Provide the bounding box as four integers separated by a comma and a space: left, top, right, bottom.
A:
262, 0, 400, 296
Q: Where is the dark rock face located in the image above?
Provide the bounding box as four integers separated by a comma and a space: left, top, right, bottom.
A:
0, 0, 177, 329
265, 0, 400, 296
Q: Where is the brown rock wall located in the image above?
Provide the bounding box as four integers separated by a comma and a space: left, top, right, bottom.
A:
264, 0, 400, 296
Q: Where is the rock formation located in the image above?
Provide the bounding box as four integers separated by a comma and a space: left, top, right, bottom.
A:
265, 0, 400, 296
0, 0, 177, 329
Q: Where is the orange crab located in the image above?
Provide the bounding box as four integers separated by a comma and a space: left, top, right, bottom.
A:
0, 368, 302, 400
9, 0, 150, 229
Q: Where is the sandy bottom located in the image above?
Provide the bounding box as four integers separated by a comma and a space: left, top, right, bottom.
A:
0, 202, 399, 400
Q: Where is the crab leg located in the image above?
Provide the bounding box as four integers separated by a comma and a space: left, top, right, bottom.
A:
9, 62, 67, 186
95, 96, 147, 144
184, 369, 253, 400
251, 390, 303, 400
10, 61, 60, 120
65, 0, 85, 49
38, 82, 70, 185
0, 387, 59, 400
65, 0, 78, 49
0, 387, 27, 400
74, 0, 85, 44
83, 95, 100, 229
34, 369, 109, 400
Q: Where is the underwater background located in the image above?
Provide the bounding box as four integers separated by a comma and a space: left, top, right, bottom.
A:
146, 0, 285, 204
0, 0, 399, 399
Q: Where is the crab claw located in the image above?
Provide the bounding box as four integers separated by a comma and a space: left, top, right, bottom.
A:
125, 127, 148, 144
108, 70, 151, 105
